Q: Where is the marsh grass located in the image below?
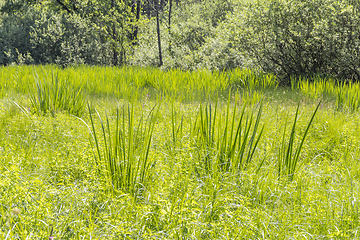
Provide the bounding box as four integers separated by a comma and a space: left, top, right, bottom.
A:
336, 81, 360, 112
294, 75, 360, 112
170, 103, 184, 149
192, 97, 264, 176
1, 65, 360, 238
278, 102, 320, 180
229, 68, 278, 90
87, 103, 156, 196
0, 65, 279, 103
30, 72, 85, 116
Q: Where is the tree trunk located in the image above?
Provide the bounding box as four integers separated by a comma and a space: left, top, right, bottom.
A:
147, 0, 151, 18
168, 0, 173, 54
112, 0, 118, 66
133, 0, 141, 44
156, 0, 163, 66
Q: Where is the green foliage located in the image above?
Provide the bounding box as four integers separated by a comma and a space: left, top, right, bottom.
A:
0, 6, 112, 66
0, 0, 137, 66
131, 0, 239, 70
30, 72, 86, 116
234, 0, 360, 82
0, 11, 34, 65
2, 0, 360, 83
29, 10, 111, 66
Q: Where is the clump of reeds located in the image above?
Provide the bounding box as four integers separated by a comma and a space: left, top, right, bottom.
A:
88, 104, 157, 196
30, 72, 85, 116
191, 96, 264, 176
278, 103, 320, 180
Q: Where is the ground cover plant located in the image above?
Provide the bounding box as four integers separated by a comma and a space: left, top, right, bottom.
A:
1, 65, 360, 239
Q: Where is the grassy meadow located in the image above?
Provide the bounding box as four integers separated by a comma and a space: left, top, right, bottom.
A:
1, 65, 360, 239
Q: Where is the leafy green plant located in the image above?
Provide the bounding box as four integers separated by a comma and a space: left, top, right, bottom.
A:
30, 73, 85, 116
87, 104, 156, 196
278, 103, 320, 181
235, 0, 360, 82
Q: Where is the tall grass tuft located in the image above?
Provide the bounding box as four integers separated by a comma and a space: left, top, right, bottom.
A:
192, 97, 264, 175
294, 75, 360, 112
278, 103, 320, 181
229, 68, 278, 90
30, 72, 85, 116
336, 82, 360, 112
88, 104, 156, 196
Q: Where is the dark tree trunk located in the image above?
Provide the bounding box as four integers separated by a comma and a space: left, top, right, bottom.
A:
147, 0, 151, 18
112, 0, 118, 66
156, 0, 163, 66
168, 0, 173, 54
132, 0, 141, 44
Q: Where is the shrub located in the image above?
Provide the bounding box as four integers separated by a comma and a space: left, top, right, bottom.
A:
231, 0, 360, 83
0, 6, 112, 66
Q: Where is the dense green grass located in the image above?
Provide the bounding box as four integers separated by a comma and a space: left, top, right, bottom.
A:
1, 65, 360, 239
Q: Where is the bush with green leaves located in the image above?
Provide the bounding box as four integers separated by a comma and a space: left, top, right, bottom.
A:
0, 6, 112, 66
0, 11, 35, 65
229, 0, 360, 83
30, 10, 112, 67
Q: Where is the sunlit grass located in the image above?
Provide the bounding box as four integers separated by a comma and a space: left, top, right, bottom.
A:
0, 65, 360, 238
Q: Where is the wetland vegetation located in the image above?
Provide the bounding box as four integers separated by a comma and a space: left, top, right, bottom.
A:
0, 65, 360, 238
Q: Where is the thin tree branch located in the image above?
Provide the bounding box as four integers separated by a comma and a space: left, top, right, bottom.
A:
55, 0, 72, 13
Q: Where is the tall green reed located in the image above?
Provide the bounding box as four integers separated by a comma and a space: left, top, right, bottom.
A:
87, 104, 156, 196
336, 82, 360, 112
30, 72, 85, 116
192, 96, 264, 176
1, 65, 280, 102
229, 68, 278, 90
278, 103, 320, 181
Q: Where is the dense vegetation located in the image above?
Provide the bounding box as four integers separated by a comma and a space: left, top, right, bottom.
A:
1, 0, 360, 238
0, 65, 360, 238
1, 0, 360, 82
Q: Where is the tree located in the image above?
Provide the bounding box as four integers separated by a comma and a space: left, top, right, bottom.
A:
234, 0, 360, 82
0, 0, 143, 66
168, 0, 172, 54
155, 0, 162, 66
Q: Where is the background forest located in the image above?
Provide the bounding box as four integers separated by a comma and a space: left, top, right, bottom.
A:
1, 0, 360, 83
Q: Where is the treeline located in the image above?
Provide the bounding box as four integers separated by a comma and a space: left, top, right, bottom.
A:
1, 0, 360, 83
